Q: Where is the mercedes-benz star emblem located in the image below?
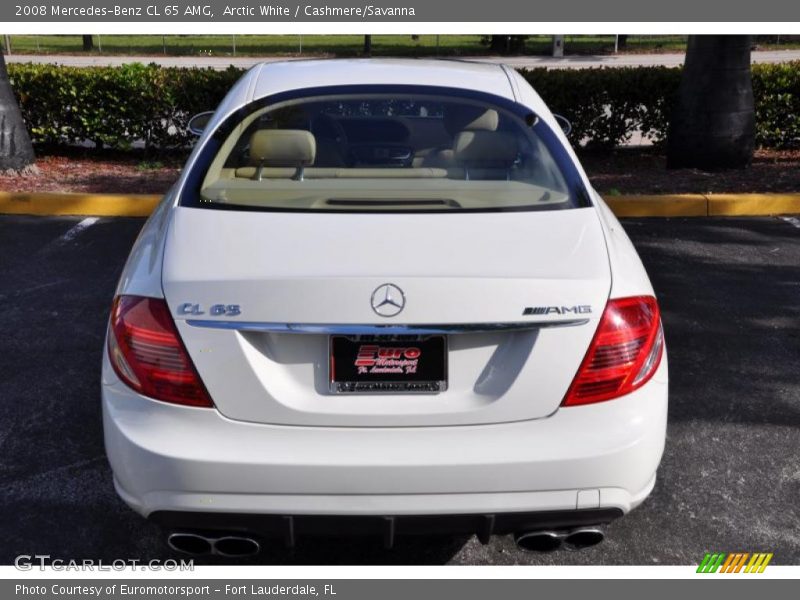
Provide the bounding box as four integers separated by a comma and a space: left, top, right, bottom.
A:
371, 283, 405, 317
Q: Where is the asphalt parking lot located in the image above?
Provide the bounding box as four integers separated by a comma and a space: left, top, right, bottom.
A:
0, 214, 798, 565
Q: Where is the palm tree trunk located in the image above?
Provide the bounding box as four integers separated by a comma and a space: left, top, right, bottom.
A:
666, 35, 754, 170
0, 52, 36, 172
82, 35, 94, 51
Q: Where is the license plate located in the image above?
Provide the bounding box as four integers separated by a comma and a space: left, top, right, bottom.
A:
329, 336, 447, 394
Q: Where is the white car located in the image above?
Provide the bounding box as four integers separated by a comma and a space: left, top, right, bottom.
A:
102, 59, 667, 556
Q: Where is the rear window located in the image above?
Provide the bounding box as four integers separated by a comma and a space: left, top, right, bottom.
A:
188, 91, 587, 213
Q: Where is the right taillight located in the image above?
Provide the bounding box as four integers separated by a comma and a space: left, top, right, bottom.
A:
107, 295, 214, 408
562, 295, 664, 406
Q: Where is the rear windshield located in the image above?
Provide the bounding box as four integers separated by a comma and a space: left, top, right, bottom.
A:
189, 91, 586, 213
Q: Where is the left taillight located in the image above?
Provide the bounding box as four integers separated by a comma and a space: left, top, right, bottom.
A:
107, 295, 214, 408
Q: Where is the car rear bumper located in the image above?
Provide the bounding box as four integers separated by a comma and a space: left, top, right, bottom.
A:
149, 507, 625, 548
102, 354, 667, 524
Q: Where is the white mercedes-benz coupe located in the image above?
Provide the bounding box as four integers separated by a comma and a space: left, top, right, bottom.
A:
102, 59, 667, 556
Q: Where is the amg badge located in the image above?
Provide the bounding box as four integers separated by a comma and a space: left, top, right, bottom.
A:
523, 305, 592, 316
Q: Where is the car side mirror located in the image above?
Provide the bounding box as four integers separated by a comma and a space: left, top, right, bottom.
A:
188, 111, 215, 136
553, 114, 572, 137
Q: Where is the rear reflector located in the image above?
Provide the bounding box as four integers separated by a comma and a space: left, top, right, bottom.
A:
562, 296, 663, 406
108, 295, 213, 408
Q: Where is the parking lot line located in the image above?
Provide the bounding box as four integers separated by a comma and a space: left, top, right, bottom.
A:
780, 216, 800, 229
58, 217, 100, 243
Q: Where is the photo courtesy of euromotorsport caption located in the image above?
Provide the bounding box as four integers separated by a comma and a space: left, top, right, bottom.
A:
102, 59, 668, 557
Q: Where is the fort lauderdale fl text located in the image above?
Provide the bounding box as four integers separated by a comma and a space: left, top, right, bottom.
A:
223, 3, 416, 17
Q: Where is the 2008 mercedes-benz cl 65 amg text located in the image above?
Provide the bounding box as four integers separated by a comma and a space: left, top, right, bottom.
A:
102, 59, 667, 556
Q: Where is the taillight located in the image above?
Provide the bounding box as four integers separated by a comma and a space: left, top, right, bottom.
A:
107, 295, 213, 408
563, 295, 664, 406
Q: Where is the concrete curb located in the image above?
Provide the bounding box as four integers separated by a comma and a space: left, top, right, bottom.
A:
1, 191, 800, 218
605, 194, 708, 217
0, 192, 160, 217
604, 193, 800, 217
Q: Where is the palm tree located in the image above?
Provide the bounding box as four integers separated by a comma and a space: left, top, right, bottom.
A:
667, 35, 754, 170
0, 52, 36, 172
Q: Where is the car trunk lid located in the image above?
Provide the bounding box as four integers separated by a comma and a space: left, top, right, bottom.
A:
162, 206, 610, 426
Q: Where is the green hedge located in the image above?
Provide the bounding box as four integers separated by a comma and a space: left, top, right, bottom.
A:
751, 62, 800, 148
523, 63, 800, 149
519, 66, 681, 148
8, 62, 241, 151
7, 61, 800, 152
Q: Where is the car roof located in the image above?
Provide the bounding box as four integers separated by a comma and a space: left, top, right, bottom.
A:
249, 58, 517, 102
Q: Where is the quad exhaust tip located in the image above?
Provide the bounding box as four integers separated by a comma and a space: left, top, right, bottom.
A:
167, 532, 261, 557
166, 526, 603, 555
514, 527, 605, 552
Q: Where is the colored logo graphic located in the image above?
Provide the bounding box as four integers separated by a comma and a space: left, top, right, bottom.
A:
697, 552, 773, 573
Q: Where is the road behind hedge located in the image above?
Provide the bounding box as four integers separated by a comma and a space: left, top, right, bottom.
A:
7, 49, 800, 70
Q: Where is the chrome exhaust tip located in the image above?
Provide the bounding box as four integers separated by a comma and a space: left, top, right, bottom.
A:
214, 536, 261, 558
513, 526, 606, 552
167, 532, 213, 556
167, 532, 261, 557
513, 531, 563, 553
563, 528, 605, 550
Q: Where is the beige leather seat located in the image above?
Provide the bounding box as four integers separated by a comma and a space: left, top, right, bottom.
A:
244, 129, 317, 181
416, 107, 500, 169
449, 130, 519, 180
235, 129, 449, 180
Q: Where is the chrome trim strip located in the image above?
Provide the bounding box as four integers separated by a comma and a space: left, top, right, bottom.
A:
185, 319, 590, 335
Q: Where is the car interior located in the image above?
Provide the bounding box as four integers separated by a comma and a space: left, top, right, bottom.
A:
198, 96, 573, 211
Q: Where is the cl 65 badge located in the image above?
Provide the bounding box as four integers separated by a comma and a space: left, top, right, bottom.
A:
178, 303, 241, 317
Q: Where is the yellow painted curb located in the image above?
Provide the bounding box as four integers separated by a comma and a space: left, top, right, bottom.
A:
604, 194, 708, 217
0, 192, 161, 217
706, 193, 800, 216
605, 193, 800, 217
1, 191, 800, 218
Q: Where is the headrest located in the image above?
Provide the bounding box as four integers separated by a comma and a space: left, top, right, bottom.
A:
452, 131, 518, 165
249, 129, 316, 166
444, 107, 499, 135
